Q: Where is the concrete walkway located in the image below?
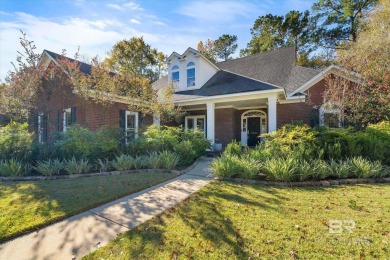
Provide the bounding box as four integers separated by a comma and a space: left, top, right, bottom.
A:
0, 158, 214, 260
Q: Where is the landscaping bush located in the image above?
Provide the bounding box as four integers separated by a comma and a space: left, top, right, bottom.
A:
349, 157, 382, 178
0, 159, 26, 176
112, 154, 133, 171
33, 159, 63, 176
64, 157, 92, 174
96, 158, 111, 172
147, 152, 161, 169
0, 122, 34, 162
174, 140, 196, 166
159, 151, 180, 170
224, 140, 242, 156
181, 130, 210, 157
261, 157, 299, 182
211, 154, 242, 178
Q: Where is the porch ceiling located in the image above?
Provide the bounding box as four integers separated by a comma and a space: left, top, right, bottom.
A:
179, 97, 269, 111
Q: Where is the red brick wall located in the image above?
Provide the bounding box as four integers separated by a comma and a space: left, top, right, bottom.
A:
34, 82, 153, 142
277, 78, 326, 128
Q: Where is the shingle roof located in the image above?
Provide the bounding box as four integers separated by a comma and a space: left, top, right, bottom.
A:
216, 46, 321, 95
44, 50, 94, 75
172, 70, 279, 101
153, 47, 323, 100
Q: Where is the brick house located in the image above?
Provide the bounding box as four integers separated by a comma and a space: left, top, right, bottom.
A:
35, 47, 356, 148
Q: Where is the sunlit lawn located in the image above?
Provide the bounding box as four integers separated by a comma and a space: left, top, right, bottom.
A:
0, 172, 176, 242
85, 182, 390, 259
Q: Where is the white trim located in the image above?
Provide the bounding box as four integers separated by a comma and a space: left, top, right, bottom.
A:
206, 102, 215, 145
268, 96, 277, 132
289, 65, 362, 97
37, 113, 43, 143
241, 110, 267, 146
184, 115, 206, 134
125, 111, 139, 144
166, 47, 220, 71
319, 102, 342, 128
63, 108, 71, 133
278, 98, 305, 104
175, 89, 283, 105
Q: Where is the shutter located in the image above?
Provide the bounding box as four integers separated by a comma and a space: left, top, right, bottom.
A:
71, 107, 77, 125
138, 112, 143, 127
119, 110, 126, 143
42, 114, 48, 143
310, 108, 320, 127
57, 109, 63, 132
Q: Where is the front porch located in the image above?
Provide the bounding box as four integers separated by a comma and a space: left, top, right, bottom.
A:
180, 95, 278, 149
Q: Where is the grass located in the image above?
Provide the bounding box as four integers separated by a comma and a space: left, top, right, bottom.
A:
0, 172, 176, 242
84, 182, 390, 259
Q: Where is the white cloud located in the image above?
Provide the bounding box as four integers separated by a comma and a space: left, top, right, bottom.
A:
130, 19, 141, 24
176, 1, 256, 23
106, 4, 123, 11
123, 2, 143, 11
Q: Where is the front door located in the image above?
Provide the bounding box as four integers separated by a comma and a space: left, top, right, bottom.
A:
247, 117, 260, 146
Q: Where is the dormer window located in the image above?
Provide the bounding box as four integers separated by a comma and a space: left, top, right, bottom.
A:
172, 65, 179, 82
187, 62, 195, 87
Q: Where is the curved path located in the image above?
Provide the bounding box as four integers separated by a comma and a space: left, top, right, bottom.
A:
0, 158, 214, 260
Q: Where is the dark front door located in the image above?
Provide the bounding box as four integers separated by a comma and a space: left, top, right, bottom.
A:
247, 117, 260, 146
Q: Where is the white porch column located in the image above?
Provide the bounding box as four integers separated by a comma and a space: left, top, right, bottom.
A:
153, 113, 160, 127
206, 102, 215, 145
268, 96, 277, 132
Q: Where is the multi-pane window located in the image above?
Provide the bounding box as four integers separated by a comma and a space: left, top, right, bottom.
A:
37, 113, 47, 143
63, 108, 72, 132
172, 65, 179, 82
185, 115, 205, 134
126, 111, 139, 144
187, 62, 195, 87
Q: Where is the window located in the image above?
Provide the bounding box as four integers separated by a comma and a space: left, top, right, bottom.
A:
63, 108, 72, 132
37, 113, 47, 143
185, 115, 205, 133
125, 111, 139, 144
320, 103, 342, 128
187, 62, 195, 87
172, 65, 179, 82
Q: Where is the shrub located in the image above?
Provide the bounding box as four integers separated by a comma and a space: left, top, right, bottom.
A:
174, 140, 196, 166
261, 157, 298, 182
159, 151, 179, 170
96, 158, 111, 172
329, 159, 351, 179
54, 125, 121, 160
296, 160, 313, 181
0, 122, 34, 161
0, 159, 26, 176
147, 152, 161, 169
238, 155, 260, 179
181, 130, 211, 157
112, 154, 134, 171
224, 140, 241, 156
33, 159, 63, 176
133, 155, 147, 169
350, 157, 382, 178
211, 154, 241, 178
64, 157, 92, 174
310, 159, 332, 180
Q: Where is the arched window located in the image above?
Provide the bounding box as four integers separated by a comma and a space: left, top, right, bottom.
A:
172, 65, 179, 82
187, 62, 195, 87
319, 102, 342, 128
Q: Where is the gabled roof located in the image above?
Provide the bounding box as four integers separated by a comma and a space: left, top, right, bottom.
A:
216, 46, 321, 95
173, 70, 280, 101
43, 50, 94, 75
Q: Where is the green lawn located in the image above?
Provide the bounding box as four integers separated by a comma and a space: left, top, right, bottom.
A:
0, 172, 176, 242
84, 182, 390, 259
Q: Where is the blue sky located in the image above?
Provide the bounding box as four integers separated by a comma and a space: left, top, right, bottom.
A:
0, 0, 316, 80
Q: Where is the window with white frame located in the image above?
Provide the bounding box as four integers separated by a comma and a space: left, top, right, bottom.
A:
63, 108, 72, 132
125, 111, 139, 144
187, 62, 195, 87
185, 115, 205, 133
37, 112, 47, 143
319, 102, 342, 128
172, 65, 179, 82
